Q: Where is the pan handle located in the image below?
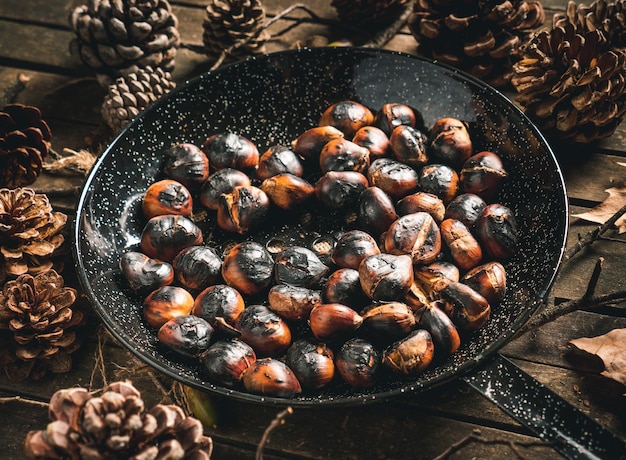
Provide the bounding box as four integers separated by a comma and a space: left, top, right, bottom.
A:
462, 353, 626, 460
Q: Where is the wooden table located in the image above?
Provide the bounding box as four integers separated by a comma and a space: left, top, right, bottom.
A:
2, 1, 626, 459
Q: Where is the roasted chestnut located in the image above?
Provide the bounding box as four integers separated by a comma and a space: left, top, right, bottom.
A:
173, 245, 222, 290
440, 218, 483, 271
382, 329, 434, 375
367, 158, 419, 199
428, 117, 473, 169
268, 284, 323, 321
475, 203, 518, 260
384, 212, 442, 265
315, 171, 369, 209
143, 285, 195, 328
323, 268, 369, 309
274, 246, 329, 288
419, 300, 460, 357
360, 302, 416, 343
461, 261, 507, 305
439, 281, 491, 331
140, 214, 203, 262
157, 314, 214, 358
202, 132, 259, 171
242, 358, 302, 398
237, 304, 292, 357
320, 138, 370, 174
358, 253, 414, 301
142, 179, 193, 219
357, 186, 398, 236
331, 230, 381, 270
309, 303, 363, 342
396, 191, 445, 223
352, 125, 391, 160
459, 151, 508, 199
291, 126, 344, 160
418, 163, 459, 205
374, 103, 420, 135
192, 284, 245, 335
162, 142, 209, 189
199, 339, 256, 387
319, 100, 374, 138
198, 168, 251, 210
285, 339, 335, 390
257, 144, 303, 180
414, 261, 460, 297
221, 241, 274, 295
261, 173, 315, 210
444, 193, 486, 229
389, 125, 429, 168
404, 280, 430, 314
119, 251, 174, 293
216, 185, 270, 234
335, 337, 381, 387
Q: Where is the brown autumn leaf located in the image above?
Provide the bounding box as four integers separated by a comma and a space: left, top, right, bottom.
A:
572, 184, 626, 234
569, 329, 626, 387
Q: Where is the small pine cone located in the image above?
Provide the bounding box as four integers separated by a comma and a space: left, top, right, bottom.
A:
512, 1, 626, 143
408, 0, 546, 87
69, 0, 181, 88
102, 65, 176, 132
332, 0, 411, 27
24, 381, 214, 459
202, 0, 270, 63
0, 270, 84, 382
0, 188, 67, 283
0, 104, 52, 189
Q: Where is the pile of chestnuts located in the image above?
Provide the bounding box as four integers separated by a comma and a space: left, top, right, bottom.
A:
120, 100, 518, 399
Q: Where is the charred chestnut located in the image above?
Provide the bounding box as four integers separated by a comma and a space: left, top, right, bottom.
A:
419, 300, 461, 357
222, 241, 274, 295
309, 303, 363, 342
199, 339, 256, 388
320, 138, 370, 174
162, 142, 209, 189
428, 117, 473, 169
367, 158, 419, 199
198, 168, 251, 211
444, 193, 486, 229
192, 284, 245, 335
331, 230, 381, 270
315, 171, 369, 209
462, 261, 507, 305
357, 186, 398, 237
389, 125, 429, 168
396, 191, 445, 223
237, 304, 292, 357
157, 314, 214, 357
319, 100, 374, 138
335, 338, 381, 387
274, 246, 329, 288
475, 203, 518, 260
268, 284, 323, 321
257, 144, 303, 180
374, 103, 420, 135
261, 173, 315, 210
216, 185, 270, 234
382, 329, 434, 375
173, 245, 222, 290
404, 281, 430, 314
440, 218, 483, 271
291, 126, 344, 160
140, 214, 203, 262
242, 358, 302, 398
323, 268, 369, 309
439, 281, 491, 331
361, 302, 416, 342
119, 251, 174, 293
418, 163, 459, 205
414, 261, 460, 297
202, 132, 259, 171
384, 212, 442, 265
352, 126, 391, 160
285, 339, 335, 390
358, 253, 414, 301
142, 179, 193, 219
143, 285, 195, 328
460, 151, 508, 199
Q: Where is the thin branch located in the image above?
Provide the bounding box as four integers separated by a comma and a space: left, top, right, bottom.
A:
256, 407, 293, 460
0, 395, 49, 408
0, 73, 30, 107
362, 2, 414, 49
583, 257, 603, 299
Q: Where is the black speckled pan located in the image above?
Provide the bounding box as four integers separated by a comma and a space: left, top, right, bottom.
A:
75, 48, 626, 458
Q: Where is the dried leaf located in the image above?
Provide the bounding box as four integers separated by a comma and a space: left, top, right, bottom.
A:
569, 329, 626, 387
572, 185, 626, 233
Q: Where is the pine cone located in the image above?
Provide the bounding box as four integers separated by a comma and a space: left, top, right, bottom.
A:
332, 0, 411, 27
0, 188, 67, 283
512, 0, 626, 143
0, 104, 51, 189
408, 0, 546, 87
0, 270, 83, 381
102, 66, 176, 132
24, 381, 214, 459
202, 0, 270, 63
69, 0, 180, 88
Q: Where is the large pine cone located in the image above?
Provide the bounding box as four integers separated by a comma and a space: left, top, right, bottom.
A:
332, 0, 411, 27
24, 381, 213, 459
0, 188, 67, 283
102, 66, 176, 132
202, 0, 270, 63
408, 0, 546, 87
69, 0, 180, 88
0, 270, 83, 381
512, 0, 626, 143
0, 104, 52, 189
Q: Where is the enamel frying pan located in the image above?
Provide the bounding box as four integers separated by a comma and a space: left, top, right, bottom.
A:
73, 48, 625, 459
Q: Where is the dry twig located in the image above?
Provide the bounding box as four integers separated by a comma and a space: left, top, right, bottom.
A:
256, 407, 294, 460
0, 395, 49, 408
0, 73, 30, 106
